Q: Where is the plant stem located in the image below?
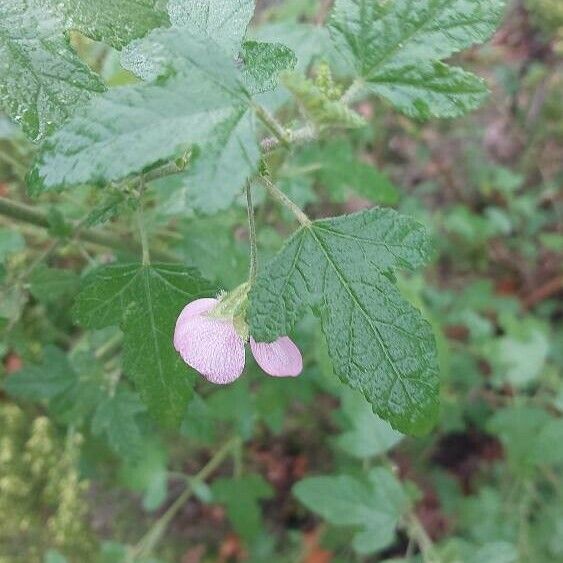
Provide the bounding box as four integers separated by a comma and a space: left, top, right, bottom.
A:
131, 437, 239, 560
0, 196, 178, 262
246, 182, 258, 284
260, 125, 316, 153
258, 176, 312, 227
341, 78, 365, 105
406, 513, 438, 563
254, 103, 292, 148
136, 198, 151, 265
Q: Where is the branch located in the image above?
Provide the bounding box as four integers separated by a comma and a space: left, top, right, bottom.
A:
0, 197, 178, 262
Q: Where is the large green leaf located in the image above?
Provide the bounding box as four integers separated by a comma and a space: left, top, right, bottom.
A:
329, 0, 504, 118
72, 263, 213, 427
0, 0, 105, 142
29, 33, 254, 189
29, 32, 261, 214
249, 208, 438, 435
294, 468, 409, 554
167, 0, 255, 54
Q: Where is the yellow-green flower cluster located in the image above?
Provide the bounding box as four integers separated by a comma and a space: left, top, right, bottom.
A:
0, 406, 96, 562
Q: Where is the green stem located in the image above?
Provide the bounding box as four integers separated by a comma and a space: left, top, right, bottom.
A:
341, 78, 365, 105
254, 104, 292, 148
0, 197, 177, 262
131, 438, 239, 560
136, 199, 150, 265
246, 182, 258, 284
258, 176, 311, 227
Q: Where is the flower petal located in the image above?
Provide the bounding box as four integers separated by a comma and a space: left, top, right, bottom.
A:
174, 299, 245, 384
250, 336, 303, 377
174, 298, 218, 351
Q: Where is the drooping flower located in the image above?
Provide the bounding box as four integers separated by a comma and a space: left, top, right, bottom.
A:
174, 298, 303, 384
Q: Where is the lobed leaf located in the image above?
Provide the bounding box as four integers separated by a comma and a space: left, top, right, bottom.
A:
329, 0, 505, 118
73, 263, 213, 427
249, 208, 439, 435
293, 468, 409, 554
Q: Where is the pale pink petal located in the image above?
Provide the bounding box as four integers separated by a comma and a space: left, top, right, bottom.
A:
250, 336, 303, 377
174, 298, 218, 351
174, 299, 245, 384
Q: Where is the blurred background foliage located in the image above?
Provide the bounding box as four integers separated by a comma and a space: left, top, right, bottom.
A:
0, 0, 562, 562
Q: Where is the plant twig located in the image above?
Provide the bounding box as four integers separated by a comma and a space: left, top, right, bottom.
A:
260, 125, 316, 153
254, 104, 292, 148
246, 182, 258, 284
0, 197, 178, 262
131, 438, 240, 560
257, 176, 311, 227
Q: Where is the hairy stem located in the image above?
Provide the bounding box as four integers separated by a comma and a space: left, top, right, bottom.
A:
136, 199, 151, 266
258, 175, 312, 227
341, 78, 365, 105
260, 125, 316, 153
246, 182, 258, 284
0, 196, 177, 262
254, 103, 292, 148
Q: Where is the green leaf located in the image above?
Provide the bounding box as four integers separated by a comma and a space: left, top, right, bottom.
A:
336, 388, 403, 459
329, 0, 504, 118
167, 0, 255, 54
293, 467, 409, 554
180, 105, 259, 215
72, 263, 212, 426
30, 32, 260, 213
0, 0, 105, 142
241, 41, 298, 94
211, 474, 274, 542
4, 346, 75, 401
91, 386, 146, 459
59, 0, 169, 49
249, 208, 438, 435
298, 140, 399, 204
28, 265, 80, 304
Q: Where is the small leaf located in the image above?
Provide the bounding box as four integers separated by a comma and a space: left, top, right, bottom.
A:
297, 140, 399, 204
211, 474, 274, 542
73, 263, 213, 426
337, 388, 403, 459
294, 468, 409, 554
249, 208, 438, 435
91, 386, 146, 459
329, 0, 504, 118
28, 266, 80, 304
241, 41, 297, 94
4, 346, 75, 401
167, 0, 255, 54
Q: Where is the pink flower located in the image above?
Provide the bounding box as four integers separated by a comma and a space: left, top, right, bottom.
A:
174, 298, 303, 384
